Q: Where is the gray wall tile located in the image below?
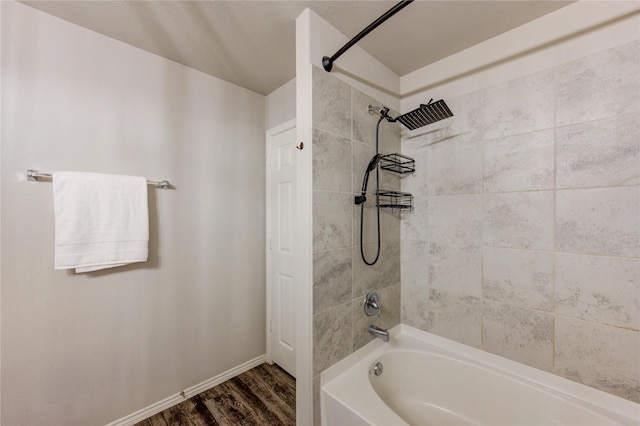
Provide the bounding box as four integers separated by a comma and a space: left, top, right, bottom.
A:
400, 195, 428, 241
445, 91, 484, 134
379, 207, 401, 244
401, 281, 429, 330
427, 289, 482, 348
311, 66, 402, 390
557, 114, 640, 188
429, 131, 483, 195
401, 240, 429, 286
556, 253, 639, 330
379, 282, 401, 330
429, 194, 483, 249
556, 40, 640, 127
401, 41, 640, 404
352, 241, 400, 298
483, 247, 553, 311
380, 119, 402, 154
352, 89, 379, 145
312, 302, 352, 376
555, 316, 640, 402
313, 191, 353, 252
401, 240, 429, 329
556, 187, 639, 257
484, 130, 554, 192
401, 135, 430, 196
312, 128, 352, 192
484, 191, 554, 250
312, 66, 351, 138
482, 69, 555, 139
429, 246, 482, 297
313, 248, 352, 314
483, 301, 554, 371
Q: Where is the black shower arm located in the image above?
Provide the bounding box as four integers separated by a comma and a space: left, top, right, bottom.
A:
322, 0, 414, 72
378, 107, 396, 123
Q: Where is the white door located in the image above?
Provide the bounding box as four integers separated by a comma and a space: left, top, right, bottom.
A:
267, 123, 296, 377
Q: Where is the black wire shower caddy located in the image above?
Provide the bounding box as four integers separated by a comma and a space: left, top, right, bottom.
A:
379, 153, 415, 174
376, 153, 415, 211
377, 190, 413, 211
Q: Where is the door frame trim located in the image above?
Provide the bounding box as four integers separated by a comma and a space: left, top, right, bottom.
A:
265, 118, 296, 365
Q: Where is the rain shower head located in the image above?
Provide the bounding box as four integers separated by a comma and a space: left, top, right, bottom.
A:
395, 99, 453, 130
368, 99, 454, 131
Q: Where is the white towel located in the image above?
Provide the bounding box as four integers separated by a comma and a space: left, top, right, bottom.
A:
53, 171, 149, 273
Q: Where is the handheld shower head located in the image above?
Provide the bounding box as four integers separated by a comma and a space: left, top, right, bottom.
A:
354, 154, 382, 205
367, 154, 382, 171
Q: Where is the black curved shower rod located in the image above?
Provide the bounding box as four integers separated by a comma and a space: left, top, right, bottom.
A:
322, 0, 414, 72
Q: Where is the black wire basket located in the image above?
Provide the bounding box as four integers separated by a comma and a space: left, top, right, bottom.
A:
376, 190, 413, 211
379, 153, 415, 175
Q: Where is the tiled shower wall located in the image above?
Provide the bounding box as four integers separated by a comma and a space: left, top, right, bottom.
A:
401, 40, 639, 402
311, 65, 401, 422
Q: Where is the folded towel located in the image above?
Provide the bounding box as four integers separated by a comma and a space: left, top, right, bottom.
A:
53, 171, 149, 273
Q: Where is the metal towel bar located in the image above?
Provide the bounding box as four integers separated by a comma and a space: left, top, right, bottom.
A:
26, 169, 171, 189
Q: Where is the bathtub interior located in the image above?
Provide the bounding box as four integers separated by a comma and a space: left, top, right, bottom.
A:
321, 325, 640, 426
369, 351, 635, 426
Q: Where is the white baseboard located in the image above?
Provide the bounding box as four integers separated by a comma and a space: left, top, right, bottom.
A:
106, 354, 267, 426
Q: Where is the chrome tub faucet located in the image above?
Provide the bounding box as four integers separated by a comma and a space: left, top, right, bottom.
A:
369, 325, 389, 342
364, 291, 389, 341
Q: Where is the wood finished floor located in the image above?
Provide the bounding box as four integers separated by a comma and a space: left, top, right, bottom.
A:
136, 363, 295, 426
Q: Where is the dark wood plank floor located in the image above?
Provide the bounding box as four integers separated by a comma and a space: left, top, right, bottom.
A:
136, 363, 295, 426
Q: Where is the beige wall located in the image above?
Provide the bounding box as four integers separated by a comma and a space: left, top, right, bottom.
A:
401, 5, 639, 403
1, 2, 266, 424
265, 78, 296, 130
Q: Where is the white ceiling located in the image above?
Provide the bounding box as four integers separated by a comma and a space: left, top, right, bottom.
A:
21, 1, 572, 95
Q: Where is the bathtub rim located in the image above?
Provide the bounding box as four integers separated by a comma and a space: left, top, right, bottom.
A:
320, 324, 640, 425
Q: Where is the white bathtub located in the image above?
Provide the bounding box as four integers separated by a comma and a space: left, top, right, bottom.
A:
321, 325, 640, 426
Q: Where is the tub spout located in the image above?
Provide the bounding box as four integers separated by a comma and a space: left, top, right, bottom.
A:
369, 325, 389, 342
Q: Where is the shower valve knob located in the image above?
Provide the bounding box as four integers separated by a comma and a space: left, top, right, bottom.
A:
364, 291, 381, 316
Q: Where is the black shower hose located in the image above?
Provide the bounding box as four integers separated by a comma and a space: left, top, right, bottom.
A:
359, 115, 385, 265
